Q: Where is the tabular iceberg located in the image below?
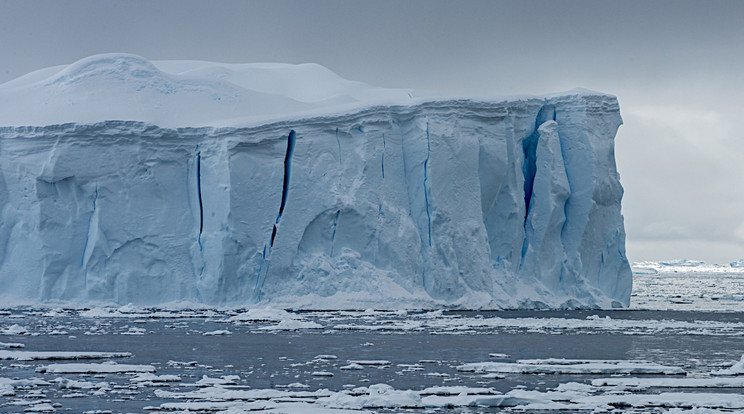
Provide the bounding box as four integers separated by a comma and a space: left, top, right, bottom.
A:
0, 54, 631, 308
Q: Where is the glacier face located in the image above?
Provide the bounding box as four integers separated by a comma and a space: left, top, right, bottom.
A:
0, 55, 631, 308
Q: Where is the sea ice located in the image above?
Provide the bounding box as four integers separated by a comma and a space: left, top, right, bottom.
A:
36, 362, 156, 374
457, 359, 686, 375
0, 350, 131, 361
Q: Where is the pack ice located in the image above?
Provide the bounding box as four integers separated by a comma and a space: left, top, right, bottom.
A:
0, 54, 631, 308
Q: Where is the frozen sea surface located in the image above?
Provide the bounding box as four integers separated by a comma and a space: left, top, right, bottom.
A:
2, 270, 744, 413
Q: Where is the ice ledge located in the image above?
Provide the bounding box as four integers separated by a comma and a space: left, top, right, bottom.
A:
0, 93, 618, 137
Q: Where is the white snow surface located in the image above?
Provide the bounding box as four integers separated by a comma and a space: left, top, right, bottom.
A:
0, 53, 631, 309
0, 54, 420, 128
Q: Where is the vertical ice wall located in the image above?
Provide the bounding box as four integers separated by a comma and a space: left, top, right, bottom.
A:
0, 93, 631, 308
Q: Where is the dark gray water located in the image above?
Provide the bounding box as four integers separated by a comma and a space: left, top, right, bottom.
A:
2, 308, 744, 413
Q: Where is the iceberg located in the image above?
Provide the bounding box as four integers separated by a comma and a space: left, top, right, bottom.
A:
0, 54, 631, 308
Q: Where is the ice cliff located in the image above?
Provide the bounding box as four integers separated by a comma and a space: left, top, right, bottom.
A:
0, 54, 631, 308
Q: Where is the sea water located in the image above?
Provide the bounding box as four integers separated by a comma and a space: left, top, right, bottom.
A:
2, 271, 744, 413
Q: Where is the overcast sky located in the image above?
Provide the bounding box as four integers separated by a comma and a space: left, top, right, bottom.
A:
1, 0, 743, 264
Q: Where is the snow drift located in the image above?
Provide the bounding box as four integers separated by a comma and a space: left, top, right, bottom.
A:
0, 54, 631, 308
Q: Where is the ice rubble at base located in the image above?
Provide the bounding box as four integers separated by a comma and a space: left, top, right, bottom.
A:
0, 53, 631, 309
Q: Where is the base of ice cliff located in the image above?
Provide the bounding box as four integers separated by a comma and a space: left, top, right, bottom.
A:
0, 54, 631, 309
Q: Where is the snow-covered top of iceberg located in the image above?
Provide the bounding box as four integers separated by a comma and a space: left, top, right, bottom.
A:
0, 53, 611, 128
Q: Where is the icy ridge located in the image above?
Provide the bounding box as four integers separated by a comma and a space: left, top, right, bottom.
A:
0, 55, 630, 309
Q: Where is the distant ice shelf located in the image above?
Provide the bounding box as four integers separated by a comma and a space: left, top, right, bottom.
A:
631, 259, 744, 275
0, 53, 631, 309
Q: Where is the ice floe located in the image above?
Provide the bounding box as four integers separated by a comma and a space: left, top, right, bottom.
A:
36, 362, 156, 374
0, 350, 131, 361
457, 358, 686, 375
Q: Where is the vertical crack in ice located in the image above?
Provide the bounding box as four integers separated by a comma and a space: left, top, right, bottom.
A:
330, 209, 340, 257
254, 243, 267, 298
81, 183, 99, 277
196, 146, 204, 250
400, 127, 412, 216
270, 130, 296, 248
335, 128, 342, 166
522, 129, 539, 225
423, 121, 432, 247
520, 104, 557, 264
257, 130, 297, 301
522, 104, 557, 225
381, 133, 386, 179
194, 146, 206, 283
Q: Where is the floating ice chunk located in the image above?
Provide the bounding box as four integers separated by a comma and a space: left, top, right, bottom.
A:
194, 375, 240, 386
420, 393, 540, 408
155, 386, 332, 400
36, 361, 156, 374
593, 376, 744, 389
0, 324, 30, 335
457, 359, 685, 375
488, 353, 510, 358
228, 308, 296, 322
317, 384, 422, 409
202, 330, 232, 336
167, 360, 198, 367
339, 363, 364, 370
0, 342, 24, 348
130, 373, 180, 383
259, 319, 323, 331
0, 350, 131, 361
577, 392, 744, 410
348, 360, 391, 366
712, 355, 744, 376
152, 400, 369, 413
121, 327, 146, 335
312, 371, 334, 377
20, 403, 55, 413
149, 401, 276, 411
314, 354, 338, 360
276, 382, 310, 388
0, 378, 15, 396
53, 377, 110, 389
418, 386, 498, 396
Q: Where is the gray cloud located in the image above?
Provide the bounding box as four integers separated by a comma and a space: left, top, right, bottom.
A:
1, 0, 742, 263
